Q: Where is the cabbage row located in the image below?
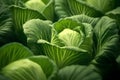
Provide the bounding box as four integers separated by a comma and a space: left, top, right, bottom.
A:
0, 0, 120, 80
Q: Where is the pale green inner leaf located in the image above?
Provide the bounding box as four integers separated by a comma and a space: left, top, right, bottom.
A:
25, 0, 46, 12
58, 28, 82, 47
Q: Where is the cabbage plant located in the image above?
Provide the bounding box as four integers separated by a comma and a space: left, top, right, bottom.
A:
0, 0, 120, 80
23, 15, 96, 68
23, 15, 120, 79
0, 42, 57, 80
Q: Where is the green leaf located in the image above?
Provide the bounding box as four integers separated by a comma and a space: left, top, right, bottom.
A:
28, 56, 58, 80
52, 18, 83, 47
0, 0, 22, 6
37, 40, 91, 68
80, 23, 93, 53
0, 3, 16, 46
0, 18, 16, 46
66, 14, 100, 27
10, 5, 45, 31
42, 0, 55, 21
23, 19, 52, 54
55, 0, 103, 18
58, 28, 82, 47
0, 3, 10, 22
86, 0, 116, 13
10, 5, 45, 44
53, 18, 93, 53
55, 65, 102, 80
93, 16, 119, 57
53, 19, 82, 33
2, 59, 47, 80
23, 19, 52, 43
25, 0, 55, 21
25, 0, 46, 12
92, 16, 119, 75
106, 7, 120, 28
0, 42, 33, 70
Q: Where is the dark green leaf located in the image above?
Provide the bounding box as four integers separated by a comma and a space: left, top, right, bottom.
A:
66, 14, 100, 27
92, 16, 119, 76
55, 65, 102, 80
86, 0, 116, 13
93, 16, 119, 58
42, 0, 55, 21
10, 5, 46, 44
55, 0, 103, 18
0, 42, 33, 70
28, 56, 58, 80
0, 18, 16, 46
106, 7, 120, 28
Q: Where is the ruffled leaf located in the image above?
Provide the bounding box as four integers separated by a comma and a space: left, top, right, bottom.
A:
92, 16, 119, 75
23, 19, 52, 54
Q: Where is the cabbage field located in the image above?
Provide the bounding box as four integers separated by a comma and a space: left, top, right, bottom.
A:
0, 0, 120, 80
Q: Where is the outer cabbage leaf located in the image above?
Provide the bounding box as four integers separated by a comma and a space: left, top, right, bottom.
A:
0, 42, 33, 70
93, 16, 119, 58
0, 18, 16, 46
55, 65, 102, 80
55, 0, 103, 18
86, 0, 116, 13
52, 19, 82, 33
37, 40, 91, 68
0, 3, 16, 46
79, 23, 93, 53
42, 0, 55, 21
23, 19, 52, 54
10, 5, 45, 44
42, 0, 56, 21
0, 0, 23, 6
23, 17, 92, 68
25, 0, 46, 12
66, 14, 100, 27
2, 59, 47, 80
25, 0, 55, 21
28, 56, 58, 80
0, 3, 10, 22
92, 16, 119, 76
106, 7, 120, 28
23, 19, 52, 43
